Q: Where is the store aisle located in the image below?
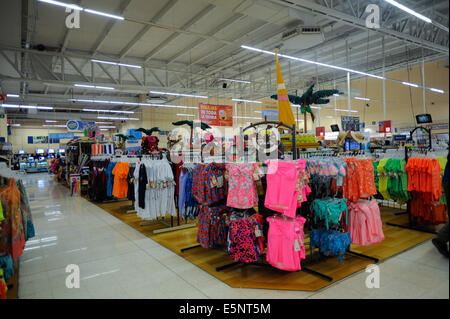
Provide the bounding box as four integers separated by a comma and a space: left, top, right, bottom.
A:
18, 174, 449, 299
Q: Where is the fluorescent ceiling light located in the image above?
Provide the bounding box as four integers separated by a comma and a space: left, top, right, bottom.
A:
292, 104, 321, 109
82, 108, 134, 114
98, 126, 116, 129
333, 94, 340, 97
84, 8, 124, 20
100, 129, 109, 131
176, 113, 195, 117
219, 78, 251, 84
384, 0, 432, 24
91, 59, 141, 69
334, 108, 359, 113
254, 111, 262, 113
70, 98, 197, 109
38, 0, 83, 10
402, 81, 419, 88
233, 116, 261, 120
1, 103, 53, 110
354, 97, 370, 101
232, 98, 262, 104
429, 88, 444, 94
95, 122, 113, 124
7, 124, 21, 127
150, 91, 208, 99
43, 124, 67, 128
7, 94, 20, 98
74, 84, 114, 90
97, 116, 139, 121
241, 45, 385, 80
45, 120, 58, 123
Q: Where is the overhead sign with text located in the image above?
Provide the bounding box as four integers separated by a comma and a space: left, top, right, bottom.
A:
199, 103, 233, 127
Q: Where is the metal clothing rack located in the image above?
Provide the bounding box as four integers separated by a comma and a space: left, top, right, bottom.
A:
385, 145, 438, 234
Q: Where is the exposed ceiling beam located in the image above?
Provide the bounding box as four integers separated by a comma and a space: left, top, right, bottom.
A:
90, 0, 133, 56
143, 3, 216, 63
268, 0, 448, 53
118, 0, 179, 59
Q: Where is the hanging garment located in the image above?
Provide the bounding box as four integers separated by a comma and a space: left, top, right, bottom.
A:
228, 211, 264, 263
226, 163, 260, 209
138, 163, 147, 210
348, 200, 384, 246
112, 162, 130, 199
266, 214, 306, 271
309, 228, 351, 263
127, 166, 135, 201
312, 198, 348, 230
17, 180, 35, 241
197, 205, 228, 248
106, 162, 117, 197
0, 178, 26, 261
264, 159, 299, 218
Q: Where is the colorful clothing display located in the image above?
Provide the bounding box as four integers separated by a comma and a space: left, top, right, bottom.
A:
112, 162, 130, 199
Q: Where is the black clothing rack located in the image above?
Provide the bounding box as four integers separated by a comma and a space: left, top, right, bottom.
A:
385, 145, 438, 234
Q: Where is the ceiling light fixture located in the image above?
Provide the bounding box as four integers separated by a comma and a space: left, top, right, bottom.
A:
95, 122, 113, 125
150, 91, 208, 99
232, 98, 262, 104
83, 8, 124, 20
98, 126, 116, 129
333, 94, 340, 97
354, 97, 370, 101
91, 59, 141, 69
7, 123, 21, 127
1, 103, 53, 110
233, 116, 261, 120
241, 45, 385, 80
219, 78, 251, 84
6, 94, 20, 98
45, 120, 58, 123
334, 108, 359, 113
74, 84, 115, 90
176, 113, 195, 117
82, 108, 134, 114
402, 81, 419, 88
38, 0, 83, 10
429, 88, 444, 94
384, 0, 432, 23
97, 116, 139, 121
43, 124, 67, 128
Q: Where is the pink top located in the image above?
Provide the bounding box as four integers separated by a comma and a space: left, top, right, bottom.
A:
226, 163, 259, 209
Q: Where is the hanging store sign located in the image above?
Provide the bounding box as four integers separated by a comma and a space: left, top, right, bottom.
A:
341, 116, 360, 131
378, 120, 392, 133
66, 120, 96, 132
27, 136, 49, 144
261, 103, 279, 121
199, 103, 233, 127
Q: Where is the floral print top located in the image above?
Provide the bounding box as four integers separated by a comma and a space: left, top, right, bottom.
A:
226, 163, 261, 209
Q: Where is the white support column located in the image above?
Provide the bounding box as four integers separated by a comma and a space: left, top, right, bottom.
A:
422, 55, 426, 113
382, 37, 386, 121
347, 72, 351, 113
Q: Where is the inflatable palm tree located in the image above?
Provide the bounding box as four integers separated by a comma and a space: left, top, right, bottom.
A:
172, 120, 211, 149
271, 84, 339, 131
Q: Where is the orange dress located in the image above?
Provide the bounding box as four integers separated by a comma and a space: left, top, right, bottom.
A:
112, 162, 130, 199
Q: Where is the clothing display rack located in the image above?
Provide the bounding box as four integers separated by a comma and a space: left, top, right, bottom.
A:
385, 145, 440, 234
181, 121, 379, 283
89, 152, 193, 234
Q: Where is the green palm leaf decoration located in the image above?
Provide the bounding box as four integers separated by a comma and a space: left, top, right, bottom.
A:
136, 127, 160, 136
172, 120, 211, 131
115, 134, 128, 140
271, 84, 339, 126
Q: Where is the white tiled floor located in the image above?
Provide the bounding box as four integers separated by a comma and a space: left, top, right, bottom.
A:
17, 173, 449, 299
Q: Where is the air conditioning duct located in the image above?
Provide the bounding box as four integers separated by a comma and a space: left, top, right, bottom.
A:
281, 26, 324, 51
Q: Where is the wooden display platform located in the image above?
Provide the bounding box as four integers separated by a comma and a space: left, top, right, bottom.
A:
95, 201, 436, 291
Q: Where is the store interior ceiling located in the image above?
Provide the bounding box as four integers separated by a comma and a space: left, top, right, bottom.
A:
0, 0, 448, 126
